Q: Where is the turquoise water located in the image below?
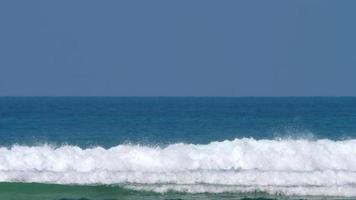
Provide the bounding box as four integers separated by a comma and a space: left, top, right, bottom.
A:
0, 182, 310, 200
1, 97, 356, 199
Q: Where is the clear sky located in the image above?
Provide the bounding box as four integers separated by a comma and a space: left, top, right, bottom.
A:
0, 0, 355, 96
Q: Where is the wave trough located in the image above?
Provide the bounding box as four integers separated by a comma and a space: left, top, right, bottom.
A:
1, 138, 356, 197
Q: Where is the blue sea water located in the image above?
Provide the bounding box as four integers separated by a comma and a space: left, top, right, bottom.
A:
1, 97, 356, 200
1, 97, 356, 147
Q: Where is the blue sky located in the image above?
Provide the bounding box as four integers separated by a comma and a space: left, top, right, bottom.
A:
0, 0, 355, 96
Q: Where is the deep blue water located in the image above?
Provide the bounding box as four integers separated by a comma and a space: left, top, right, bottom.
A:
1, 97, 356, 147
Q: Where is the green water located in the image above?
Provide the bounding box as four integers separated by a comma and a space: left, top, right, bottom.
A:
0, 182, 351, 200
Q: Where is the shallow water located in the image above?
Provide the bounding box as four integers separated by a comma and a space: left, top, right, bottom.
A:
0, 182, 350, 200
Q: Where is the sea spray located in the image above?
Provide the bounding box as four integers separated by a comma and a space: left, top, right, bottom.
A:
1, 138, 356, 196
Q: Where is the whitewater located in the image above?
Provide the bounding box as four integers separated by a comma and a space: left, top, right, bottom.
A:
1, 138, 356, 197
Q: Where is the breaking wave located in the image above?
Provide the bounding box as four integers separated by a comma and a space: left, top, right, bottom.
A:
1, 138, 356, 197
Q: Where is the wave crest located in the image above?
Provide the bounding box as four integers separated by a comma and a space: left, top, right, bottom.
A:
1, 138, 356, 196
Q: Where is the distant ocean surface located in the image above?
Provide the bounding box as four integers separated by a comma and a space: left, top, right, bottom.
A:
1, 97, 356, 200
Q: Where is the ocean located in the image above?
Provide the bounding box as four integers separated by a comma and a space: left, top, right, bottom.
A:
1, 97, 356, 200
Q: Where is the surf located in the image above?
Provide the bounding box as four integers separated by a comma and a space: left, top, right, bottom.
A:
1, 138, 356, 197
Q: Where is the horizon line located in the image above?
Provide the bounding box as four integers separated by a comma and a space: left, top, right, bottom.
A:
1, 95, 356, 98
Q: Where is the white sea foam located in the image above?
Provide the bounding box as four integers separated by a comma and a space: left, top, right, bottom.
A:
1, 138, 356, 196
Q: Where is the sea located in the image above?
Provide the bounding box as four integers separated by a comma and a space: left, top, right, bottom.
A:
0, 97, 356, 200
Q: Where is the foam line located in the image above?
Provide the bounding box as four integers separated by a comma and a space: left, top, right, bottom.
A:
1, 138, 356, 196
